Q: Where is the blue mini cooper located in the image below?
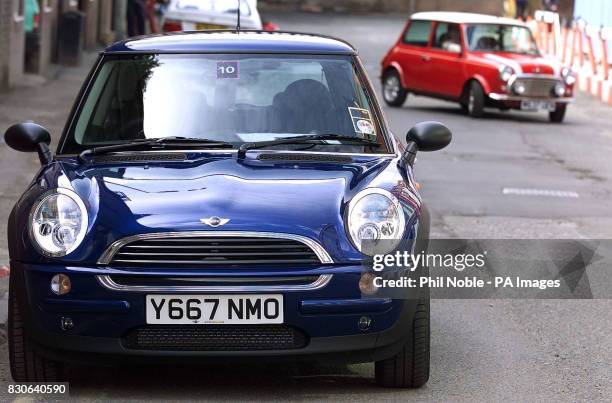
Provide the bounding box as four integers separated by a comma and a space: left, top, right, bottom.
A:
4, 31, 451, 388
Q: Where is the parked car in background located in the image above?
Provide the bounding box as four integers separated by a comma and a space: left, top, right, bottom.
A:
163, 0, 274, 31
381, 12, 576, 123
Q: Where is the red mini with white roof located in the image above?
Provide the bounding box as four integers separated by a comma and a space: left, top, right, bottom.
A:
381, 12, 576, 122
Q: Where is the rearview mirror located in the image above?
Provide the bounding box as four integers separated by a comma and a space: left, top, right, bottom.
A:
4, 122, 53, 165
401, 121, 452, 166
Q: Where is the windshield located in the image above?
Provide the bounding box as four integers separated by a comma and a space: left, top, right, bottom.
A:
63, 54, 388, 154
465, 24, 539, 55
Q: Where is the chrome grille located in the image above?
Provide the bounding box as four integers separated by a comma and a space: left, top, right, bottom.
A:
97, 274, 333, 292
100, 232, 331, 267
513, 77, 560, 97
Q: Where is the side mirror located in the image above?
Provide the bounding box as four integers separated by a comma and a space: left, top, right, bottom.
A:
4, 122, 53, 165
401, 121, 452, 166
444, 43, 462, 54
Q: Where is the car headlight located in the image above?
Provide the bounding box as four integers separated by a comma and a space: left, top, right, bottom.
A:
498, 65, 515, 82
561, 67, 576, 85
30, 188, 88, 257
553, 82, 566, 97
513, 80, 526, 95
346, 188, 406, 256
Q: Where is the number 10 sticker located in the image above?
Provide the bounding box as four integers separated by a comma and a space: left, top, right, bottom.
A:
217, 61, 239, 79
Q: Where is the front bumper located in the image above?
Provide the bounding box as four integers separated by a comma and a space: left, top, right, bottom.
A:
488, 93, 575, 103
13, 262, 422, 365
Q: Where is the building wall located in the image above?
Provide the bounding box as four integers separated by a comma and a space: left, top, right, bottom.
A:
0, 0, 12, 89
81, 0, 99, 49
261, 0, 503, 14
574, 0, 612, 62
574, 0, 612, 26
98, 0, 115, 45
8, 0, 25, 89
36, 0, 59, 75
378, 0, 502, 14
0, 0, 116, 91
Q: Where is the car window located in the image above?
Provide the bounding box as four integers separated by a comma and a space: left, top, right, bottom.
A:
402, 20, 432, 47
465, 24, 539, 55
432, 23, 462, 51
65, 54, 389, 154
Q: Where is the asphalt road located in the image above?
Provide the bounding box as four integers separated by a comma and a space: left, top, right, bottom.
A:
0, 12, 611, 402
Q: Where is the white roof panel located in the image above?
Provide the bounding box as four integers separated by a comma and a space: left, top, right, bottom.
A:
411, 12, 526, 26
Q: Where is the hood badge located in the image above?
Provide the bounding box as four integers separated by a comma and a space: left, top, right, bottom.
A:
535, 66, 541, 73
200, 216, 230, 227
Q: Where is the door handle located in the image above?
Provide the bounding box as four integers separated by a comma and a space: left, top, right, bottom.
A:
421, 55, 431, 62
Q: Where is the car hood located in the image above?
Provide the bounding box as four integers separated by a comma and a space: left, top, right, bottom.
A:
28, 152, 417, 264
479, 52, 561, 75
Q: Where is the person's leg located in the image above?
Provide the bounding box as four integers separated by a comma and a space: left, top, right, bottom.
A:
146, 0, 158, 33
516, 3, 526, 20
135, 0, 147, 36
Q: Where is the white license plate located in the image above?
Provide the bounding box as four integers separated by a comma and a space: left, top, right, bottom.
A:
521, 100, 555, 111
146, 294, 283, 325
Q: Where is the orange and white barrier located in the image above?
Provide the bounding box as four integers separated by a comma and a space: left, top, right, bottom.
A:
533, 12, 612, 106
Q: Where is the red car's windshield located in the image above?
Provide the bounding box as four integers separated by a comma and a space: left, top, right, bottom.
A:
465, 24, 539, 55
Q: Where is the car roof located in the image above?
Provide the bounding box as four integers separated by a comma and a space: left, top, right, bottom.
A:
411, 11, 526, 26
104, 31, 356, 55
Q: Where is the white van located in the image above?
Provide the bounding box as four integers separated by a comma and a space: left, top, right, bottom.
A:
163, 0, 263, 31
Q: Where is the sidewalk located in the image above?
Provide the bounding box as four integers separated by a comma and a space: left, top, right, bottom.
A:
0, 52, 99, 324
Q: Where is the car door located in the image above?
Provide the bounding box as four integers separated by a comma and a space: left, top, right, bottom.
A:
394, 19, 434, 93
424, 22, 466, 98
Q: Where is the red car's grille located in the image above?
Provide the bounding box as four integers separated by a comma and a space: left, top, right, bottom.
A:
513, 77, 561, 97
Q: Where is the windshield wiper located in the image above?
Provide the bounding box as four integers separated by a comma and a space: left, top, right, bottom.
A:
78, 137, 234, 162
237, 134, 381, 159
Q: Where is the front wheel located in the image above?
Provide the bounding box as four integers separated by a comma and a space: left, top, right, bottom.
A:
382, 70, 408, 107
8, 275, 65, 382
549, 104, 566, 123
466, 81, 485, 118
375, 299, 430, 388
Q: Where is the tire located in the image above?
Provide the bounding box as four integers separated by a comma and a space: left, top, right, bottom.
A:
382, 70, 408, 107
375, 299, 430, 388
549, 104, 566, 123
466, 81, 485, 118
8, 274, 64, 382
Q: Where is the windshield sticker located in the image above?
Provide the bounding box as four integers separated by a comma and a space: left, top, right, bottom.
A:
217, 61, 239, 79
356, 119, 375, 135
348, 107, 375, 137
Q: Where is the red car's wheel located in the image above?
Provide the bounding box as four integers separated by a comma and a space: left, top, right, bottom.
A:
466, 81, 485, 118
549, 104, 566, 123
382, 70, 408, 107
